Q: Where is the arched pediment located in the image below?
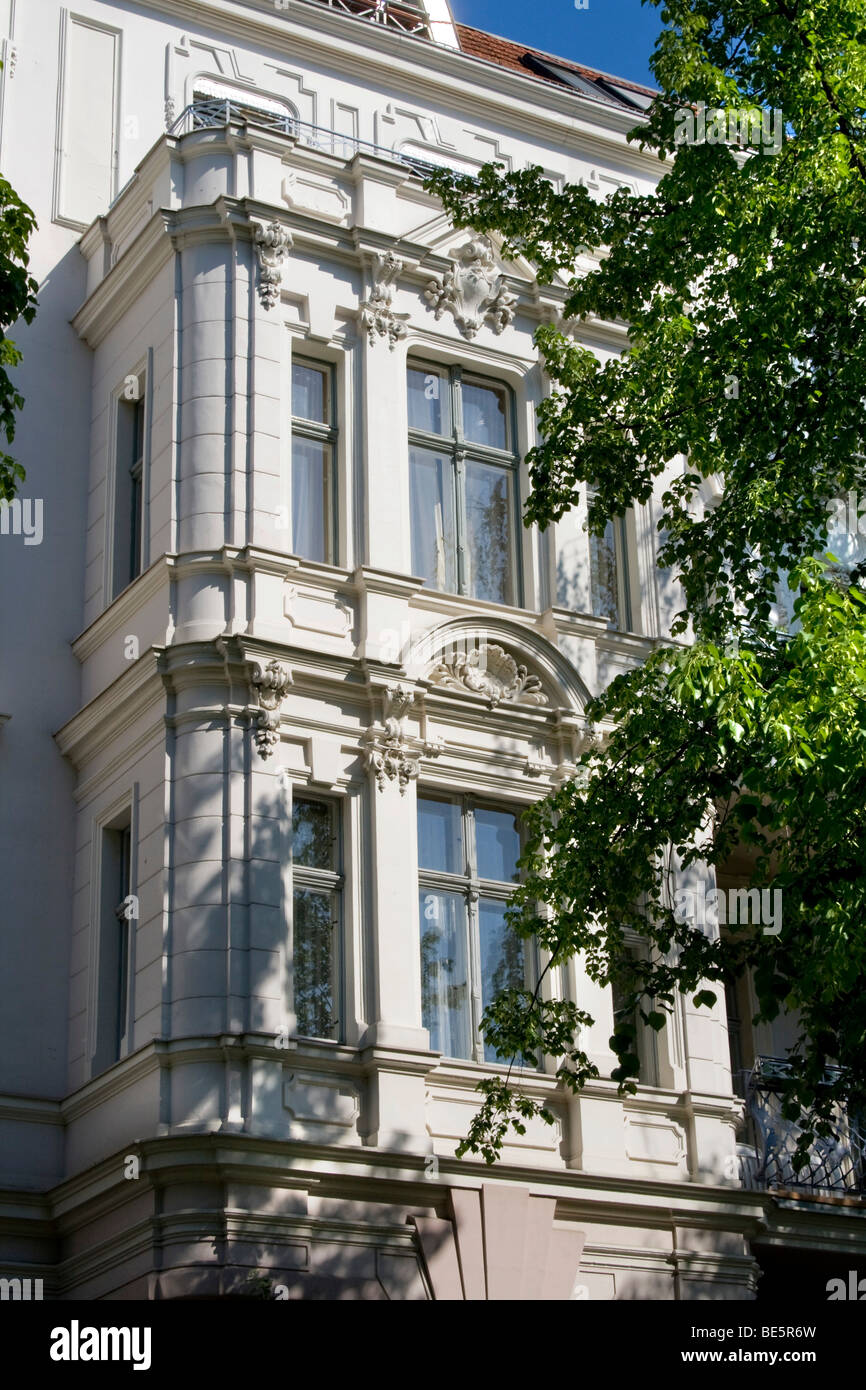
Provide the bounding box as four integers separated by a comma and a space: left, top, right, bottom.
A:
406, 617, 590, 713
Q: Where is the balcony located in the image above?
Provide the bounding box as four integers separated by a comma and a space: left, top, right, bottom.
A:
307, 0, 433, 39
169, 100, 439, 179
738, 1055, 866, 1198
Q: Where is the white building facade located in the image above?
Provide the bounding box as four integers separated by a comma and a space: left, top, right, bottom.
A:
0, 0, 862, 1300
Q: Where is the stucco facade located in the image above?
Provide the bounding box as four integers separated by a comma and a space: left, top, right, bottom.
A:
0, 0, 863, 1300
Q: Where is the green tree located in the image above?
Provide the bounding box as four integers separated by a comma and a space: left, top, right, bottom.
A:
0, 131, 38, 502
425, 0, 866, 1163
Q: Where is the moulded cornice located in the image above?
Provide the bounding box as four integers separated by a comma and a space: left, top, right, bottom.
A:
71, 559, 169, 663
72, 210, 177, 348
54, 653, 166, 774
42, 1127, 778, 1233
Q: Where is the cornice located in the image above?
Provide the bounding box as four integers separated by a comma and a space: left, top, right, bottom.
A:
38, 1127, 785, 1234
54, 651, 166, 773
71, 558, 169, 662
72, 209, 177, 348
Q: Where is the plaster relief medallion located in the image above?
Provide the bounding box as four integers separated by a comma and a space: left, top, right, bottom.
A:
424, 236, 518, 339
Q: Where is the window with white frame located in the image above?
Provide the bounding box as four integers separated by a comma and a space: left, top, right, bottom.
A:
408, 363, 521, 606
291, 359, 337, 565
112, 379, 145, 598
292, 795, 342, 1040
417, 795, 532, 1063
589, 503, 633, 630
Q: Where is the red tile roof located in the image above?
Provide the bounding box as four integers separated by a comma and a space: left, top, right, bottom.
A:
454, 22, 657, 107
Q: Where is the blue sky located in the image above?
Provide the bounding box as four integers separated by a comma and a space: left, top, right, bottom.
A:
449, 0, 662, 87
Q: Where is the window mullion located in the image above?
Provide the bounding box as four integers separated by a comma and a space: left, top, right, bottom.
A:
467, 884, 484, 1064
454, 446, 467, 595
463, 798, 484, 1063
451, 369, 467, 596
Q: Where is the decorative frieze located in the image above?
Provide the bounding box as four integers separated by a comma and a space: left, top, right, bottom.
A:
428, 643, 547, 707
424, 237, 518, 339
253, 221, 293, 309
359, 251, 410, 349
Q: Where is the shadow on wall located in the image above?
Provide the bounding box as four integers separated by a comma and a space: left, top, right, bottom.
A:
0, 238, 93, 1103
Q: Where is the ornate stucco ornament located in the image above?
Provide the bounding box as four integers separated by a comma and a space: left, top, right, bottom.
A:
359, 251, 410, 349
363, 685, 418, 793
253, 222, 293, 309
248, 658, 293, 758
428, 644, 548, 708
363, 686, 442, 793
424, 237, 518, 339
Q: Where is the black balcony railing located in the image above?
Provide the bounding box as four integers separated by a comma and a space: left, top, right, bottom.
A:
308, 0, 433, 39
739, 1055, 866, 1196
169, 100, 439, 179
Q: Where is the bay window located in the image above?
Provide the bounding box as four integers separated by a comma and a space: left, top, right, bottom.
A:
408, 363, 520, 606
417, 794, 532, 1063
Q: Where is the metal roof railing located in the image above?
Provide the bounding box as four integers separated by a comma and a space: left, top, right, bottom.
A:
168, 99, 439, 179
308, 0, 432, 39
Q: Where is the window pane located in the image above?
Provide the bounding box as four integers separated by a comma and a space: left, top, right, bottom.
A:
462, 378, 508, 450
410, 447, 457, 592
292, 438, 330, 562
419, 889, 471, 1059
408, 364, 449, 435
293, 888, 338, 1039
464, 460, 516, 605
292, 799, 333, 869
590, 520, 619, 625
418, 798, 462, 874
479, 898, 526, 1064
475, 807, 521, 883
292, 362, 328, 423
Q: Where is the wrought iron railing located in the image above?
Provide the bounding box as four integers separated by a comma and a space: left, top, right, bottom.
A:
308, 0, 432, 39
168, 100, 439, 179
738, 1055, 866, 1196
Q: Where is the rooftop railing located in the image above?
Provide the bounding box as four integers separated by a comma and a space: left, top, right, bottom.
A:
738, 1055, 866, 1197
168, 99, 439, 179
307, 0, 433, 39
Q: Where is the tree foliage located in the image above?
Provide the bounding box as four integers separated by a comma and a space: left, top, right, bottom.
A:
425, 0, 866, 1162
